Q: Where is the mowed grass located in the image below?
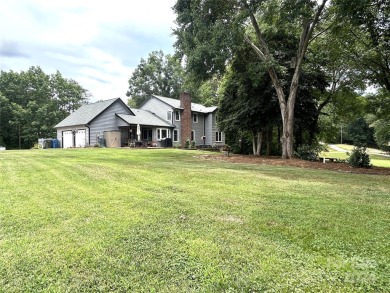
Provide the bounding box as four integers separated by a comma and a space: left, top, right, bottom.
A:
321, 144, 390, 168
0, 149, 389, 292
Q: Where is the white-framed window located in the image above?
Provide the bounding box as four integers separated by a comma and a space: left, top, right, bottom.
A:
157, 128, 170, 140
173, 129, 179, 142
167, 111, 172, 121
191, 130, 195, 141
175, 110, 180, 121
193, 113, 198, 123
215, 131, 222, 142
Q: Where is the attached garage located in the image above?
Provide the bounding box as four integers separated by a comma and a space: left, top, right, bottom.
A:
62, 131, 73, 148
55, 98, 134, 148
75, 129, 86, 147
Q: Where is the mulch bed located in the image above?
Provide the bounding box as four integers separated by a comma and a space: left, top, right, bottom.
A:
195, 154, 390, 175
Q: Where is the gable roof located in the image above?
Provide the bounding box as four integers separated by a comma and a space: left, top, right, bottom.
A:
55, 98, 132, 128
116, 109, 174, 128
151, 95, 217, 114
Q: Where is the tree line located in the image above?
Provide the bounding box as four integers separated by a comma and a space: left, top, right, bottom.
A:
0, 66, 89, 149
126, 0, 389, 156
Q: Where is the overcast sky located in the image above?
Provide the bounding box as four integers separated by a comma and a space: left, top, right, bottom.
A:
0, 0, 177, 102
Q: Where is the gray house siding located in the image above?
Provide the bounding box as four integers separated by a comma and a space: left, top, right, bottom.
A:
191, 112, 205, 145
204, 114, 213, 145
141, 97, 180, 146
142, 99, 173, 123
89, 102, 132, 145
211, 113, 225, 146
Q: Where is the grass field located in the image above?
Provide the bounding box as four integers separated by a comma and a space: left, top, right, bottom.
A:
320, 144, 390, 168
0, 148, 389, 292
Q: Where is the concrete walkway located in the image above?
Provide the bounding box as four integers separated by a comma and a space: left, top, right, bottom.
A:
328, 144, 390, 158
328, 144, 347, 152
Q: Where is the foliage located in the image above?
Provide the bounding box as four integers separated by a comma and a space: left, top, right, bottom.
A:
190, 140, 196, 148
319, 144, 390, 168
174, 0, 329, 158
0, 149, 389, 291
185, 137, 190, 148
346, 118, 376, 147
294, 144, 325, 161
217, 44, 280, 155
348, 146, 371, 168
365, 90, 390, 152
0, 66, 89, 149
126, 51, 186, 107
333, 0, 390, 93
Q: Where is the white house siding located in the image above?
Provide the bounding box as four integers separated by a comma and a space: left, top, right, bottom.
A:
89, 102, 131, 145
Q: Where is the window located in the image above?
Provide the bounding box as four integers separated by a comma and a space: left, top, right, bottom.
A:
167, 111, 172, 121
142, 129, 152, 140
157, 128, 170, 140
215, 131, 222, 142
191, 130, 195, 141
193, 113, 198, 123
173, 129, 179, 142
175, 110, 180, 121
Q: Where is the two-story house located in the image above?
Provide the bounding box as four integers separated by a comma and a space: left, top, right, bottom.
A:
140, 93, 225, 147
54, 92, 224, 148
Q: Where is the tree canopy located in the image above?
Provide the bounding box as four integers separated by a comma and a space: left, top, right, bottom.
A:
126, 51, 186, 107
174, 0, 329, 158
0, 66, 89, 149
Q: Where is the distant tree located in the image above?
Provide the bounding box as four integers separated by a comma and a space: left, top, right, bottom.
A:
126, 51, 186, 107
0, 66, 89, 149
0, 94, 11, 146
366, 89, 390, 151
346, 117, 376, 147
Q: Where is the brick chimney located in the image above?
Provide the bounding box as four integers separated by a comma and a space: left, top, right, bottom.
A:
180, 92, 192, 145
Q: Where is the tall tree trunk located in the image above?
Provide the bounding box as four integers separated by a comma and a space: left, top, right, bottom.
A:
243, 0, 328, 159
256, 131, 263, 156
18, 124, 21, 150
266, 126, 272, 156
252, 131, 256, 155
252, 130, 263, 155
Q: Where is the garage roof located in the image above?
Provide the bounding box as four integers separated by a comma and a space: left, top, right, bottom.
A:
55, 98, 132, 128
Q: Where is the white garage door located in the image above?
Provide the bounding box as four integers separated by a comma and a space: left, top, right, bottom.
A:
75, 130, 86, 147
63, 131, 73, 148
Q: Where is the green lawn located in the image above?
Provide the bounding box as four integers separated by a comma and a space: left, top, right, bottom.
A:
0, 148, 389, 292
321, 144, 390, 168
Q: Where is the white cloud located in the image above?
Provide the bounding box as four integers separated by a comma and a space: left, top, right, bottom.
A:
0, 0, 177, 102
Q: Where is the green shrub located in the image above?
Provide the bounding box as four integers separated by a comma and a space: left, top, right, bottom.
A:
190, 140, 196, 148
348, 147, 371, 168
185, 138, 190, 149
295, 144, 324, 161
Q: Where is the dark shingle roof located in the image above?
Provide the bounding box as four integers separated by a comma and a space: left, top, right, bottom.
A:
55, 98, 128, 128
117, 109, 174, 127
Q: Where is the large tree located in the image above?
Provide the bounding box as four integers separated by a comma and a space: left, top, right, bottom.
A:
174, 0, 328, 159
217, 45, 279, 155
0, 66, 89, 149
126, 51, 186, 107
333, 0, 390, 93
